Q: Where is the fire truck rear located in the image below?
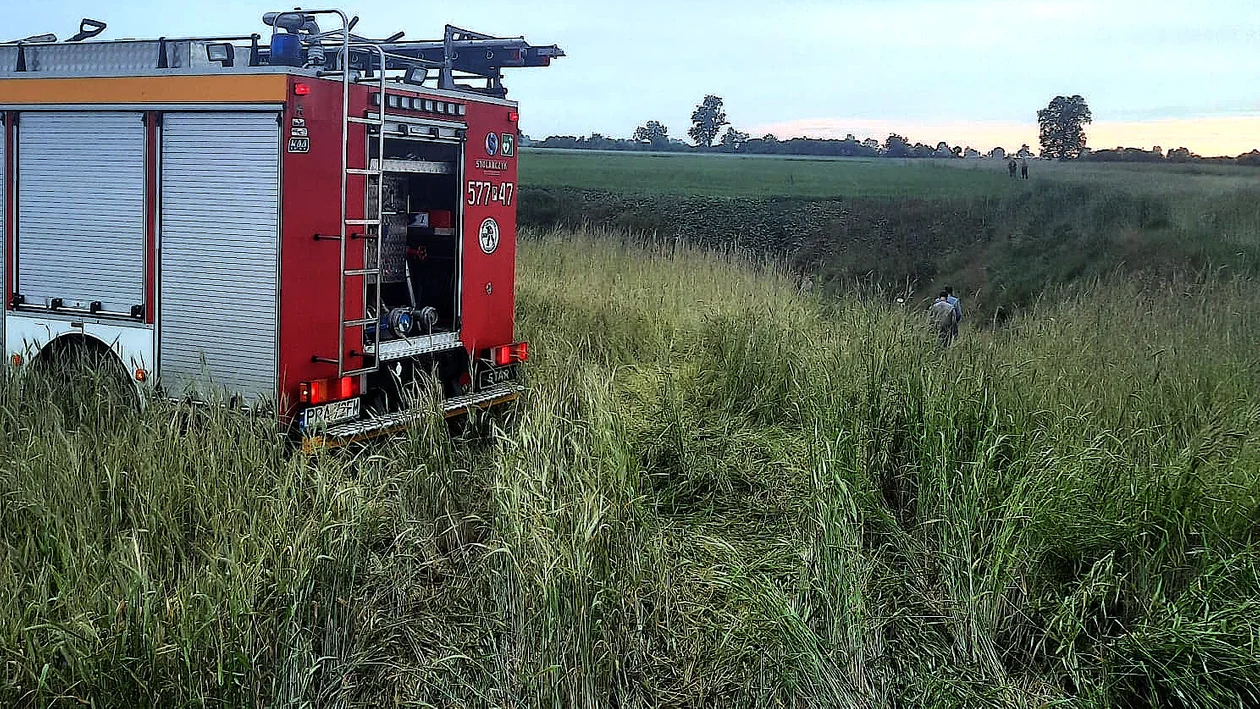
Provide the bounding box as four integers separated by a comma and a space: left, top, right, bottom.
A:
0, 11, 563, 446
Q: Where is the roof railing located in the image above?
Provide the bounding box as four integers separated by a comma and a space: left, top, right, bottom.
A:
0, 10, 564, 96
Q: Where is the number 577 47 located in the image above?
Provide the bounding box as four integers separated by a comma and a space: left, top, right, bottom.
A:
466, 181, 514, 207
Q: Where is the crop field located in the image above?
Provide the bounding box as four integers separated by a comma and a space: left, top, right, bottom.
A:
519, 148, 1260, 199
519, 150, 1260, 323
519, 149, 1017, 198
3, 228, 1260, 707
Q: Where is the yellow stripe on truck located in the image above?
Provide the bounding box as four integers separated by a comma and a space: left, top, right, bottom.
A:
0, 75, 288, 105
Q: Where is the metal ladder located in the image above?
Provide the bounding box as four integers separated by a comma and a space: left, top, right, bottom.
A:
300, 9, 388, 378
337, 42, 388, 378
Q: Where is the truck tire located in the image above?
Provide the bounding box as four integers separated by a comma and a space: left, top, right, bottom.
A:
27, 335, 141, 422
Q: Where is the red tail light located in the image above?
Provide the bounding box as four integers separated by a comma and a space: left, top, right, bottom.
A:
338, 376, 357, 399
294, 82, 311, 96
508, 110, 520, 123
490, 342, 529, 366
300, 376, 360, 405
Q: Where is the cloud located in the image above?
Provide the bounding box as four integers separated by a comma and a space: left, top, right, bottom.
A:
1088, 117, 1260, 157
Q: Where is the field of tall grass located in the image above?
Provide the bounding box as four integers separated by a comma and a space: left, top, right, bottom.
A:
519, 150, 1017, 199
520, 149, 1260, 200
3, 229, 1259, 707
519, 151, 1260, 321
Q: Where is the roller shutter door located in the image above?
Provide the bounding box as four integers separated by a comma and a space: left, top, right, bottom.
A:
17, 112, 145, 312
1, 121, 5, 349
159, 112, 280, 402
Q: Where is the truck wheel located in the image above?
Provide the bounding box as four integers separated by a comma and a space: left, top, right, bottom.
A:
27, 336, 141, 420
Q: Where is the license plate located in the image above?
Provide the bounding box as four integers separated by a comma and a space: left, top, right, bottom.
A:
478, 364, 517, 390
302, 397, 361, 431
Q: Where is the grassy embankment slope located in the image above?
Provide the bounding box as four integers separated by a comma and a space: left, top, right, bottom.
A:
519, 150, 1260, 318
3, 231, 1258, 707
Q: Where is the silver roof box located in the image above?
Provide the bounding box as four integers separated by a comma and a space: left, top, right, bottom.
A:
0, 39, 257, 78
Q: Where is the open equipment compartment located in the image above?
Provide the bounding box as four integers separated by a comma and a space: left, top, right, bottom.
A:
366, 133, 462, 340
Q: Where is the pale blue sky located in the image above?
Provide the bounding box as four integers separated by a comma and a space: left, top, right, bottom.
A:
4, 0, 1260, 152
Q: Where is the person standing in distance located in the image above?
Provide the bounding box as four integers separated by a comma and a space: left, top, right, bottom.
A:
945, 287, 962, 340
929, 291, 958, 347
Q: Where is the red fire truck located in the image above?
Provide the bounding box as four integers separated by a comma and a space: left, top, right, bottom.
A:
0, 11, 563, 446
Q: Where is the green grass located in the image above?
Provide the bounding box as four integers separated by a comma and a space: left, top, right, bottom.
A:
3, 229, 1259, 706
519, 151, 1260, 321
520, 149, 1018, 198
521, 149, 1260, 200
957, 157, 1260, 195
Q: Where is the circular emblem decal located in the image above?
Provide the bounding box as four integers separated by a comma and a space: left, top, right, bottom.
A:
478, 217, 501, 254
485, 132, 499, 157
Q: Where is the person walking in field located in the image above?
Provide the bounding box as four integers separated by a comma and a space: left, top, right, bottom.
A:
945, 286, 962, 339
929, 291, 958, 347
1021, 159, 1029, 179
1008, 159, 1018, 178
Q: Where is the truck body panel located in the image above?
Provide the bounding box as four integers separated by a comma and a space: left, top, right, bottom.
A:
0, 12, 561, 441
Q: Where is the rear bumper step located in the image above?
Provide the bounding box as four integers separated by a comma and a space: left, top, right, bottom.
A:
363, 331, 463, 361
302, 385, 523, 450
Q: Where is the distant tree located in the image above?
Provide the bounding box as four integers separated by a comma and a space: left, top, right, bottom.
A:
762, 133, 779, 143
1037, 95, 1092, 159
688, 95, 729, 148
583, 132, 614, 150
964, 146, 981, 159
1237, 149, 1260, 166
632, 120, 670, 149
1086, 146, 1168, 163
538, 135, 581, 149
825, 134, 868, 157
911, 142, 935, 158
720, 127, 750, 152
862, 138, 881, 152
988, 146, 1007, 160
1167, 146, 1196, 163
884, 133, 910, 157
935, 141, 952, 157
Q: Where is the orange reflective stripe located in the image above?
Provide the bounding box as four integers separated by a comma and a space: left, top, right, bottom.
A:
0, 75, 288, 105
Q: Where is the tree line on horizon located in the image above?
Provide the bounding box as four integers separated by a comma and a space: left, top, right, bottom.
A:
524, 95, 1260, 166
